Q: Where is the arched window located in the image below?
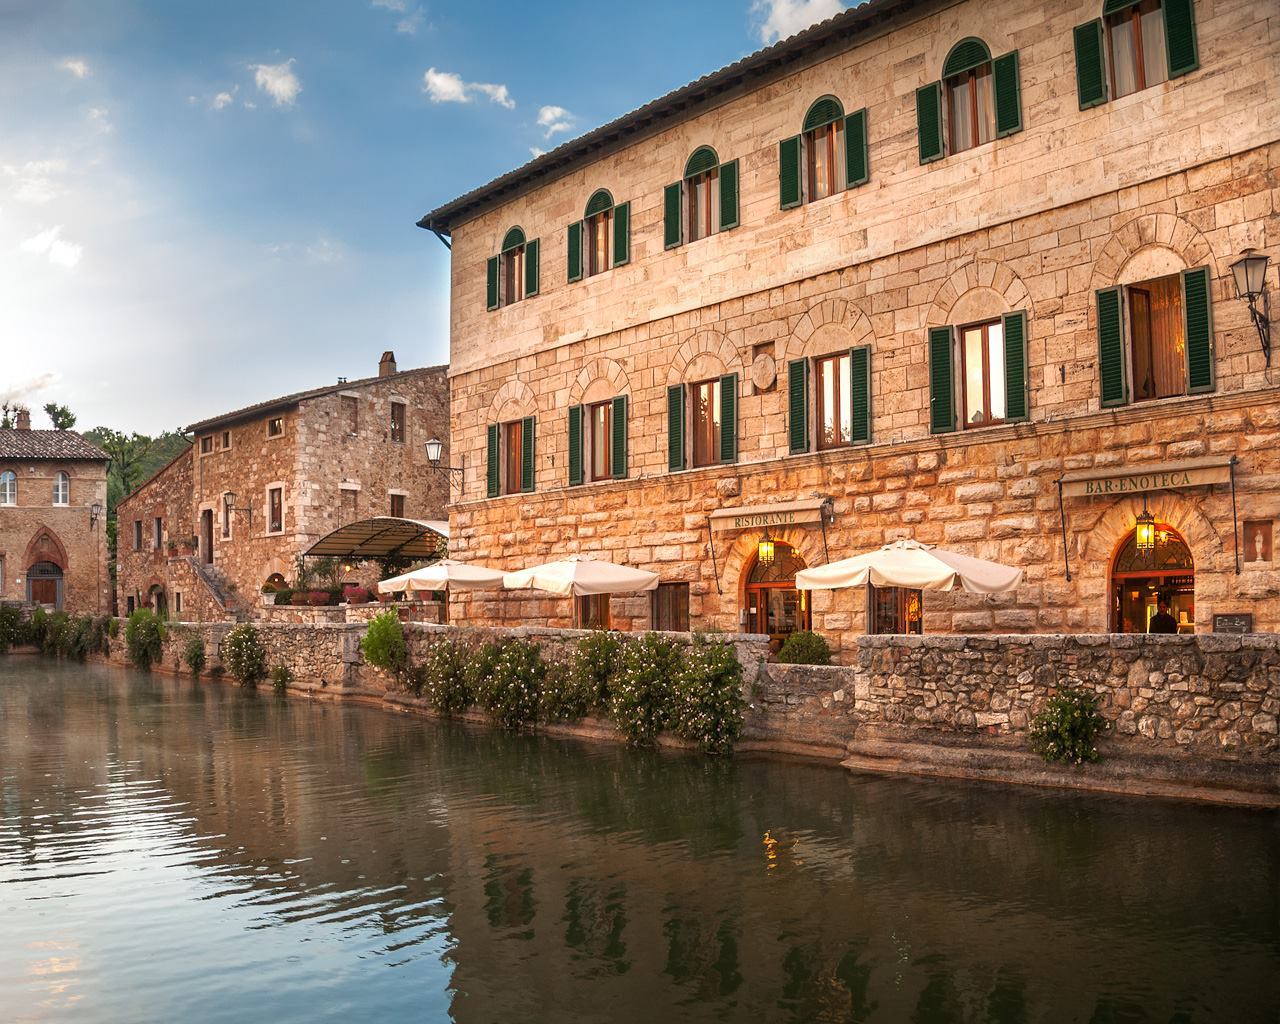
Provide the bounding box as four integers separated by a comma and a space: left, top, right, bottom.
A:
778, 97, 869, 209
567, 189, 630, 282
663, 147, 740, 249
0, 470, 15, 505
1073, 1, 1198, 109
744, 541, 812, 646
916, 39, 1022, 163
486, 226, 539, 311
52, 471, 69, 506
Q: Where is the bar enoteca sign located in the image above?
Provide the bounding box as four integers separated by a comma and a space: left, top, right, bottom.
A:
709, 498, 830, 532
1059, 457, 1234, 499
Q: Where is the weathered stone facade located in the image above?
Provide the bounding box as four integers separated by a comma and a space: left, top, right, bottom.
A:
115, 356, 450, 619
425, 0, 1280, 644
0, 425, 110, 615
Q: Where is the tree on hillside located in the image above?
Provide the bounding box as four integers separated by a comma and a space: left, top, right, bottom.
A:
82, 427, 191, 512
43, 402, 77, 429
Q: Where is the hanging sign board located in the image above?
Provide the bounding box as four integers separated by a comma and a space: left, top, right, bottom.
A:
1059, 457, 1233, 499
709, 498, 830, 532
1212, 613, 1253, 634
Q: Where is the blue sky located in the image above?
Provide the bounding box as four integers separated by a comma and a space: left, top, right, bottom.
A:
0, 0, 849, 434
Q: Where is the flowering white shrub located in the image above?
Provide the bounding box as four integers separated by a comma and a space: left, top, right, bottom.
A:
609, 632, 680, 747
669, 635, 745, 755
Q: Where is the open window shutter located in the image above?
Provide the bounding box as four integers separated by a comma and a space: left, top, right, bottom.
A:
612, 201, 630, 267
844, 109, 869, 188
486, 424, 500, 497
993, 52, 1023, 138
663, 182, 683, 249
1163, 0, 1199, 79
1002, 311, 1029, 422
916, 82, 944, 164
520, 416, 535, 493
1182, 267, 1214, 394
718, 374, 737, 464
850, 347, 871, 443
486, 256, 499, 311
778, 135, 802, 209
611, 395, 628, 479
567, 221, 583, 282
788, 358, 809, 454
524, 239, 539, 297
1096, 287, 1128, 407
719, 159, 740, 230
666, 385, 685, 472
568, 405, 583, 486
1073, 20, 1108, 109
928, 326, 956, 433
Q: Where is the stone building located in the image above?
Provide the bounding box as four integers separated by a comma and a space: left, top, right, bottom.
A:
115, 354, 450, 620
0, 409, 110, 614
418, 0, 1280, 651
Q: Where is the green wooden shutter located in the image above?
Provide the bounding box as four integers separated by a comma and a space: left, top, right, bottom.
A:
1073, 20, 1108, 109
520, 416, 535, 493
667, 385, 685, 472
568, 405, 583, 486
916, 82, 944, 164
611, 395, 628, 479
524, 239, 539, 297
1163, 0, 1199, 79
486, 424, 500, 497
1182, 266, 1214, 393
718, 159, 740, 230
718, 374, 737, 464
1002, 311, 1029, 422
1096, 287, 1128, 407
993, 51, 1023, 138
850, 346, 871, 443
928, 326, 956, 433
567, 221, 582, 282
486, 256, 499, 311
663, 182, 683, 249
612, 201, 630, 267
844, 109, 869, 188
779, 135, 802, 209
788, 358, 809, 454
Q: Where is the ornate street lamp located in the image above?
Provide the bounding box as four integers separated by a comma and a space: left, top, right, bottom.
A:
1134, 500, 1156, 556
425, 437, 464, 491
1230, 250, 1271, 365
223, 491, 253, 529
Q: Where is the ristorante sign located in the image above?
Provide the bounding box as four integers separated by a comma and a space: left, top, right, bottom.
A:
709, 498, 830, 532
1059, 458, 1233, 499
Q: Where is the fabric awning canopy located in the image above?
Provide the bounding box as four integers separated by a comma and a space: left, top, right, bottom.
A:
304, 517, 449, 560
377, 559, 505, 594
503, 555, 660, 597
796, 540, 1023, 594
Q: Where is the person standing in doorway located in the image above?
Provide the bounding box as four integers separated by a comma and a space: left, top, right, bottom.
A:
1148, 595, 1178, 634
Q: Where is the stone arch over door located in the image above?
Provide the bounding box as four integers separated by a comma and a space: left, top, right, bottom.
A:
779, 297, 876, 366
486, 378, 539, 423
924, 258, 1033, 328
1089, 212, 1219, 292
23, 526, 68, 572
666, 329, 741, 387
721, 526, 821, 605
568, 356, 632, 405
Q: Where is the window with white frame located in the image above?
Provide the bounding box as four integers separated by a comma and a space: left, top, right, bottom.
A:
52, 471, 69, 506
0, 471, 14, 506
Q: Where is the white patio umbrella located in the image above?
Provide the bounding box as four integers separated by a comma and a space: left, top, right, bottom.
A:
795, 539, 1023, 594
502, 554, 660, 596
376, 558, 506, 594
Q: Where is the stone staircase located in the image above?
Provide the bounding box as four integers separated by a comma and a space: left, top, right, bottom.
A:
186, 557, 249, 622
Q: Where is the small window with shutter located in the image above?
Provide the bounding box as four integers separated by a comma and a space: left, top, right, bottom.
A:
666, 148, 740, 249
1106, 269, 1213, 404
930, 313, 1029, 431
812, 348, 873, 449
684, 375, 738, 470
1076, 0, 1197, 110
569, 396, 627, 485
777, 97, 870, 209
491, 417, 537, 496
918, 38, 1022, 163
570, 190, 628, 281
488, 226, 539, 310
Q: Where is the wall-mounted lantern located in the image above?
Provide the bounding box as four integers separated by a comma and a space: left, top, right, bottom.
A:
1230, 250, 1271, 366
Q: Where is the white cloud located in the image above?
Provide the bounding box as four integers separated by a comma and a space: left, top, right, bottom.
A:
88, 107, 113, 133
4, 159, 68, 205
19, 225, 83, 269
536, 105, 574, 139
212, 90, 236, 111
422, 68, 515, 109
305, 238, 345, 265
370, 0, 405, 9
59, 58, 90, 79
529, 147, 545, 159
752, 0, 848, 44
251, 59, 301, 108
396, 11, 424, 34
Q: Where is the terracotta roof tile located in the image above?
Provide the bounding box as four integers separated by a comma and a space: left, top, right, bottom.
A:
0, 429, 109, 462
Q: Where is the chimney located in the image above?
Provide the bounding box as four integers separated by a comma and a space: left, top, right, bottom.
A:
15, 407, 31, 430
378, 351, 397, 377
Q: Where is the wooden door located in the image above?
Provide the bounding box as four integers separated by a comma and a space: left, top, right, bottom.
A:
201, 509, 214, 564
30, 578, 57, 605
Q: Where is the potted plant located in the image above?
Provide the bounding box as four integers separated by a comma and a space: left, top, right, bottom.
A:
343, 586, 370, 605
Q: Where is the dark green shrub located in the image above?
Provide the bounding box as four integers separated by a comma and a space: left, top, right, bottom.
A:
91, 616, 111, 655
42, 611, 70, 657
183, 636, 206, 675
271, 665, 292, 692
361, 611, 407, 675
609, 632, 680, 748
1030, 687, 1108, 765
108, 617, 120, 638
124, 609, 166, 671
670, 635, 745, 754
475, 638, 544, 730
273, 589, 295, 606
0, 605, 31, 652
775, 630, 832, 665
419, 637, 472, 713
222, 623, 267, 688
462, 638, 504, 697
28, 607, 49, 650
568, 630, 626, 707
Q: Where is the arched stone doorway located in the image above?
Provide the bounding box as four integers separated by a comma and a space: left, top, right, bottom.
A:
148, 584, 167, 620
1111, 524, 1195, 633
743, 541, 812, 651
27, 561, 63, 608
262, 573, 288, 593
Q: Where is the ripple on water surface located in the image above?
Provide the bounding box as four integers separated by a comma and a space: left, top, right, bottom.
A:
1, 660, 1277, 1023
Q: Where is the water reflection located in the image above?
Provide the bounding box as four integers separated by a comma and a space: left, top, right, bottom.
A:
1, 661, 1276, 1023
